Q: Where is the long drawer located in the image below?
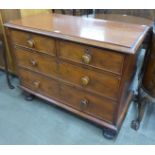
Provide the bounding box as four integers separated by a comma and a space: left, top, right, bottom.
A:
15, 48, 120, 100
59, 61, 120, 100
59, 83, 115, 123
14, 48, 58, 77
59, 40, 124, 75
18, 68, 115, 123
11, 30, 56, 56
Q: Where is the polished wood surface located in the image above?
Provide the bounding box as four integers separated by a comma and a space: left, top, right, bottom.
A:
5, 13, 151, 138
5, 13, 150, 54
58, 40, 124, 75
143, 30, 155, 98
130, 25, 153, 131
19, 68, 115, 123
89, 14, 153, 26
11, 30, 56, 56
59, 82, 115, 122
14, 48, 58, 77
19, 68, 60, 99
0, 10, 21, 72
59, 61, 120, 100
14, 45, 120, 100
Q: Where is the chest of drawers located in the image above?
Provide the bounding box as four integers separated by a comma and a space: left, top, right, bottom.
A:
4, 13, 151, 139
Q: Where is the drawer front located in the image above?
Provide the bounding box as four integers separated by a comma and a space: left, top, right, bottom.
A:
18, 68, 59, 98
59, 40, 124, 75
59, 83, 115, 123
11, 30, 56, 56
59, 62, 120, 100
14, 48, 58, 77
18, 68, 115, 123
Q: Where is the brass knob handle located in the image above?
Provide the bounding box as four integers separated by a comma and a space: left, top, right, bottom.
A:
82, 54, 92, 64
33, 81, 40, 88
30, 60, 37, 66
80, 99, 89, 110
81, 76, 90, 86
27, 39, 35, 48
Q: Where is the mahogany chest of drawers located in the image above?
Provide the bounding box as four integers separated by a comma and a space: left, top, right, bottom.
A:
4, 13, 150, 138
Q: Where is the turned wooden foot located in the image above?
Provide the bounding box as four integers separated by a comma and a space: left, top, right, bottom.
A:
131, 120, 140, 130
25, 92, 35, 101
102, 127, 117, 139
131, 96, 148, 131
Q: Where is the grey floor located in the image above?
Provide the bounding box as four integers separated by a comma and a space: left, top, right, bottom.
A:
0, 71, 155, 145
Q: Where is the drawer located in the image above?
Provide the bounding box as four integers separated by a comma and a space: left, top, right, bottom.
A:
11, 30, 56, 56
14, 48, 58, 77
18, 68, 115, 123
59, 62, 120, 100
18, 68, 59, 98
59, 40, 124, 75
59, 83, 115, 123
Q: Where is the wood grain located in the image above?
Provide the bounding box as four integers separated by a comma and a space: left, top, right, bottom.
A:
11, 30, 56, 56
18, 68, 60, 99
58, 40, 124, 75
19, 68, 115, 123
5, 13, 151, 136
59, 61, 120, 100
14, 47, 58, 77
143, 31, 155, 97
5, 13, 150, 54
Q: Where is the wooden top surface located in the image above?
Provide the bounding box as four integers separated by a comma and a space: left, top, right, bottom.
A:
4, 13, 151, 54
88, 14, 153, 26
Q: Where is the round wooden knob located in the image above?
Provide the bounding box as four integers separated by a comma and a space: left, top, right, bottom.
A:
33, 81, 40, 88
80, 99, 89, 109
81, 76, 90, 86
27, 39, 35, 48
82, 54, 92, 64
30, 60, 37, 66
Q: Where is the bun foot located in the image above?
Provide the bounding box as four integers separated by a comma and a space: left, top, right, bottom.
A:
25, 92, 34, 101
102, 127, 117, 140
131, 120, 140, 131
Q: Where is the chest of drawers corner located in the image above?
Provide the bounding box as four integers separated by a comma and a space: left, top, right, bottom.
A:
4, 13, 151, 138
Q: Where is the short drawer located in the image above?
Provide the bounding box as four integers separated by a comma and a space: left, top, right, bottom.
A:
59, 83, 116, 123
18, 68, 59, 98
59, 40, 124, 75
59, 62, 120, 100
14, 48, 58, 77
11, 30, 56, 56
